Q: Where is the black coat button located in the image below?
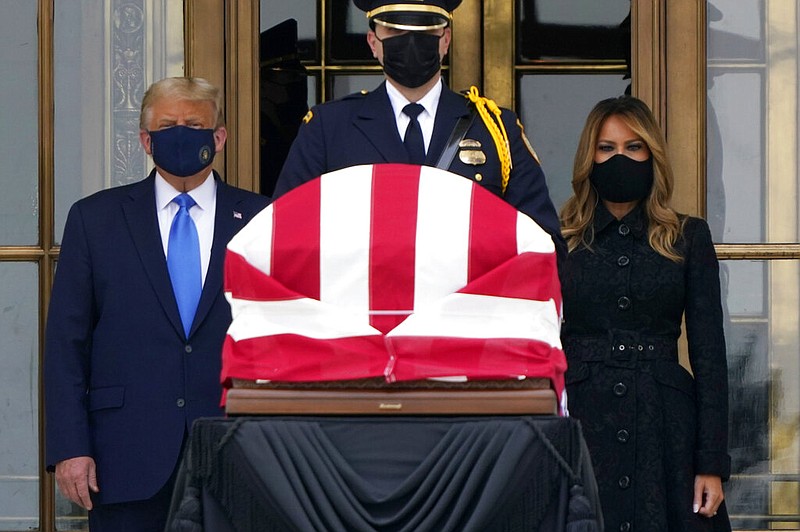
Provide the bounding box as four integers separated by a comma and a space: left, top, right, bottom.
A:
617, 429, 630, 443
617, 296, 631, 310
617, 255, 630, 267
176, 398, 185, 407
613, 382, 627, 396
618, 224, 630, 236
184, 345, 193, 353
619, 522, 631, 532
618, 475, 631, 489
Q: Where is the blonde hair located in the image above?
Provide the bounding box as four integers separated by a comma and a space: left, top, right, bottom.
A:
560, 95, 684, 262
139, 77, 224, 130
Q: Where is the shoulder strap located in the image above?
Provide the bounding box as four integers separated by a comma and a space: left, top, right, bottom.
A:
434, 110, 477, 170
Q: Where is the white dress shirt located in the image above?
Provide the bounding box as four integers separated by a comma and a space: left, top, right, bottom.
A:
155, 170, 217, 286
385, 79, 443, 155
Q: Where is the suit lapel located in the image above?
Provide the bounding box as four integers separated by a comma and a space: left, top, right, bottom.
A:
122, 172, 185, 338
190, 175, 251, 336
426, 86, 470, 166
353, 82, 410, 163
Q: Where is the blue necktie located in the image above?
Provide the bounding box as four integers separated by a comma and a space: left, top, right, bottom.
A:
168, 193, 202, 337
403, 103, 426, 165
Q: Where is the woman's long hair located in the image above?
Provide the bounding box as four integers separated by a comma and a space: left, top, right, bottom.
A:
560, 96, 684, 262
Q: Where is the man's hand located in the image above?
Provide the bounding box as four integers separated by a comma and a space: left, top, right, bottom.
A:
55, 456, 99, 510
693, 474, 724, 518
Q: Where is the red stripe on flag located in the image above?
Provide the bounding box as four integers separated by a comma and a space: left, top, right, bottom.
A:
389, 336, 567, 401
221, 333, 389, 386
272, 178, 321, 300
459, 252, 561, 306
369, 164, 419, 333
225, 250, 304, 301
468, 185, 519, 283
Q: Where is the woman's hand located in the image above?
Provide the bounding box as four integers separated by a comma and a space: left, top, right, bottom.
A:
693, 474, 724, 517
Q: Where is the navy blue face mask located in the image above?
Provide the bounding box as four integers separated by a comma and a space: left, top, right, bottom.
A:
148, 125, 216, 177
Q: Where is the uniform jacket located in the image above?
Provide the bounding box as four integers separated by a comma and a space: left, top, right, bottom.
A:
44, 171, 269, 505
560, 203, 731, 531
274, 81, 563, 252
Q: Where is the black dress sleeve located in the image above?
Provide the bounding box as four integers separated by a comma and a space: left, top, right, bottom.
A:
683, 216, 732, 480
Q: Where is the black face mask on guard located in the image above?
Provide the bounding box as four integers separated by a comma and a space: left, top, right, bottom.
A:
378, 31, 443, 89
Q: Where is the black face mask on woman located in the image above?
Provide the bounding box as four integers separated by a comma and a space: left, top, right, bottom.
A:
589, 153, 654, 203
378, 31, 443, 89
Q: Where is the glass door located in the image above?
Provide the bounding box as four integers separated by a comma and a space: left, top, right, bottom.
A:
509, 0, 632, 210
708, 0, 800, 527
0, 2, 40, 530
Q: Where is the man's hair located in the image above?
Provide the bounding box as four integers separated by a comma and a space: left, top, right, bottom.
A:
139, 77, 224, 130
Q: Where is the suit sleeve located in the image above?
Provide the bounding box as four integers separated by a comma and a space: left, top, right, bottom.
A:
500, 111, 567, 261
683, 217, 731, 480
273, 106, 328, 199
44, 202, 95, 469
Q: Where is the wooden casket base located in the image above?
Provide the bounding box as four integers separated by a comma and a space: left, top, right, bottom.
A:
226, 378, 557, 416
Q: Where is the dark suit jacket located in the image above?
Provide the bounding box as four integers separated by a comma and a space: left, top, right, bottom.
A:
274, 81, 564, 250
44, 171, 269, 505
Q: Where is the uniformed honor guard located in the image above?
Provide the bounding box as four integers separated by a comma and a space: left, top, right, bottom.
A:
274, 0, 565, 258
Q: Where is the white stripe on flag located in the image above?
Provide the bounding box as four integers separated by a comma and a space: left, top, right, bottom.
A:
516, 211, 555, 255
387, 293, 562, 347
227, 204, 274, 276
320, 166, 373, 320
414, 167, 471, 308
225, 296, 382, 341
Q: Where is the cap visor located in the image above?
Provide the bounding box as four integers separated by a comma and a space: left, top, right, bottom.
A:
374, 13, 449, 30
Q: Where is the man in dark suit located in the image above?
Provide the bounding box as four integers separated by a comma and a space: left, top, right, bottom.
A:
43, 77, 269, 531
274, 0, 564, 254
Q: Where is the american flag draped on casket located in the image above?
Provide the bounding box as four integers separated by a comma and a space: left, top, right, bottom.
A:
222, 164, 567, 411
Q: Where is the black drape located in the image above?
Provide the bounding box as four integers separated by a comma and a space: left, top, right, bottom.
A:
167, 416, 601, 532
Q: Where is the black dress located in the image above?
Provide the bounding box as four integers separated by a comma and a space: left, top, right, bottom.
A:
561, 203, 731, 531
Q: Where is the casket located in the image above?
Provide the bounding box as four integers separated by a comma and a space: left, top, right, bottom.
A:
221, 164, 566, 415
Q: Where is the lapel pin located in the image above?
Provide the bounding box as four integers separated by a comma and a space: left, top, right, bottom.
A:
233, 211, 242, 219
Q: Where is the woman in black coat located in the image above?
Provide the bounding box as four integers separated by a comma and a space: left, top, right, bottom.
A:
559, 96, 731, 531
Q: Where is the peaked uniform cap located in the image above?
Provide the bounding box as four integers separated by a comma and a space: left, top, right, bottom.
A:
354, 0, 463, 31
